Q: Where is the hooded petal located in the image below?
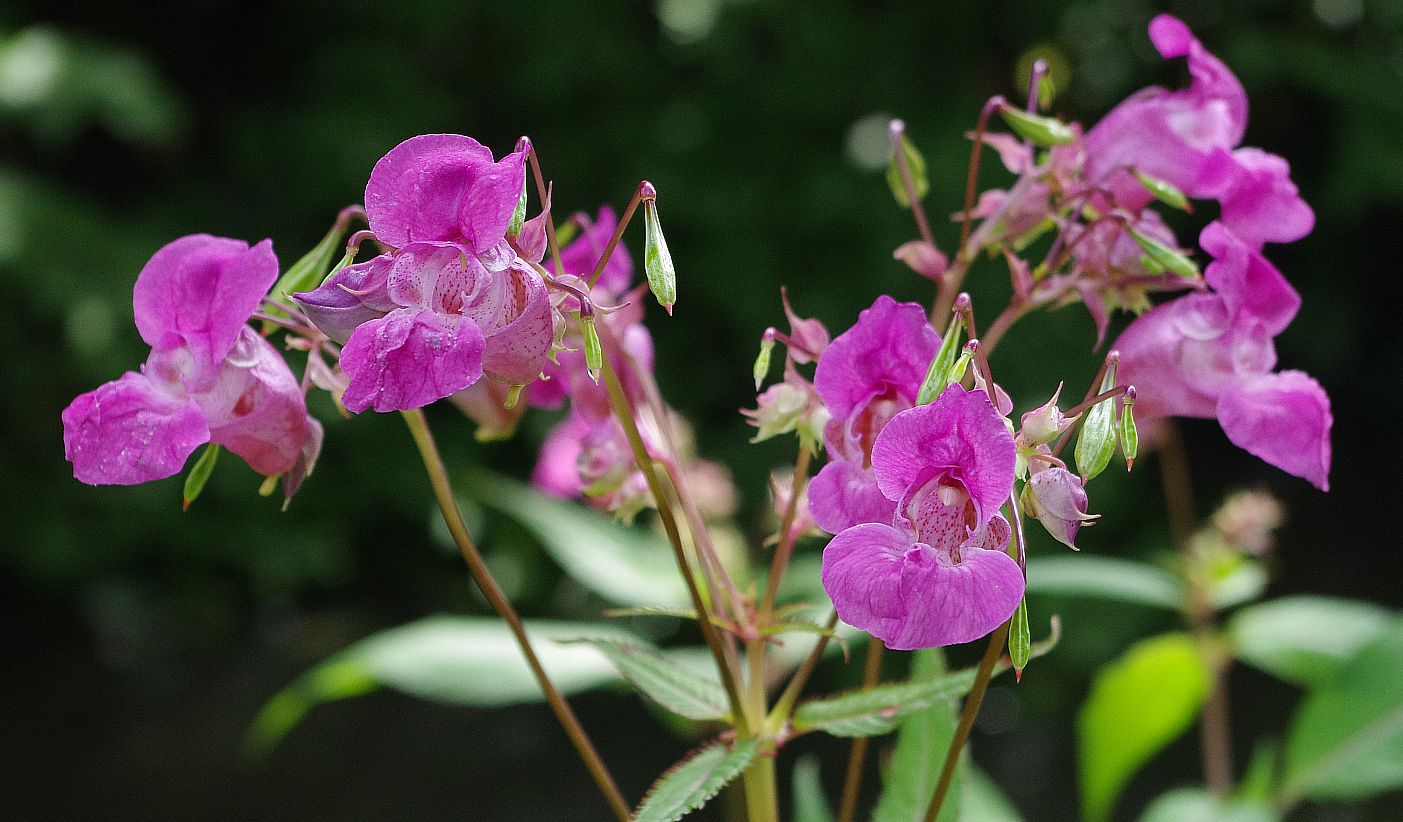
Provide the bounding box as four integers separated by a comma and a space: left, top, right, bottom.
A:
808, 459, 897, 534
194, 327, 311, 476
1197, 149, 1313, 247
339, 308, 486, 413
870, 385, 1016, 521
293, 253, 397, 344
459, 145, 527, 254
1114, 293, 1252, 419
365, 134, 497, 250
1218, 370, 1332, 490
1200, 221, 1301, 335
132, 234, 278, 376
813, 296, 939, 422
62, 371, 210, 485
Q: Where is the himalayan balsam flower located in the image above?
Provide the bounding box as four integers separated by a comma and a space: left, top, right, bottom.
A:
821, 385, 1023, 649
62, 235, 317, 485
295, 134, 553, 413
808, 296, 939, 534
1115, 222, 1332, 489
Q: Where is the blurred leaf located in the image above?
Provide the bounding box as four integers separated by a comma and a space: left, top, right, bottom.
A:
1026, 555, 1182, 610
634, 738, 758, 822
1079, 633, 1211, 822
464, 471, 690, 608
564, 638, 729, 721
873, 648, 960, 822
1210, 558, 1268, 611
962, 765, 1024, 821
796, 619, 1059, 738
248, 617, 641, 754
792, 754, 836, 822
1280, 620, 1403, 803
1237, 741, 1279, 804
1137, 789, 1277, 822
1229, 596, 1390, 687
885, 131, 929, 208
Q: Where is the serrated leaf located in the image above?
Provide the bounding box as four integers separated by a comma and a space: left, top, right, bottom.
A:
873, 649, 961, 822
885, 132, 929, 208
565, 638, 729, 721
462, 471, 690, 608
794, 619, 1059, 738
1280, 619, 1403, 803
1229, 596, 1390, 687
634, 738, 759, 822
1079, 633, 1211, 822
247, 617, 642, 755
1025, 555, 1183, 609
1137, 789, 1278, 822
792, 754, 836, 822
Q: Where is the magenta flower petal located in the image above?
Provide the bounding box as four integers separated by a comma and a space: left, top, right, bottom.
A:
132, 234, 278, 376
822, 523, 1024, 650
339, 308, 486, 413
468, 261, 554, 385
459, 146, 527, 255
1114, 294, 1240, 419
533, 415, 591, 498
61, 372, 210, 485
1200, 222, 1300, 335
195, 328, 312, 476
870, 386, 1016, 521
814, 296, 939, 423
1198, 148, 1314, 247
808, 460, 897, 534
551, 207, 634, 294
1219, 370, 1332, 491
294, 254, 397, 344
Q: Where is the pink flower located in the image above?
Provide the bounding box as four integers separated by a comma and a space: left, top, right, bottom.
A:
1115, 222, 1331, 489
821, 386, 1023, 649
808, 296, 939, 534
62, 235, 315, 485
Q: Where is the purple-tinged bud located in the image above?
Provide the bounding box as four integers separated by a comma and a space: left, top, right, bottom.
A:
1022, 466, 1097, 550
743, 365, 829, 452
781, 287, 829, 363
894, 240, 948, 282
1020, 383, 1076, 446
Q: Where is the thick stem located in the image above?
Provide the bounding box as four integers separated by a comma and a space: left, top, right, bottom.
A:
923, 621, 1011, 822
400, 409, 631, 822
740, 753, 779, 822
837, 639, 886, 822
768, 611, 840, 725
596, 347, 747, 723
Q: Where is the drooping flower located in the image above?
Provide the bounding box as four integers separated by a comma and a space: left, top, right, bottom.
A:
1022, 465, 1096, 550
62, 235, 316, 486
821, 385, 1023, 649
808, 296, 940, 534
1115, 222, 1331, 489
295, 134, 554, 413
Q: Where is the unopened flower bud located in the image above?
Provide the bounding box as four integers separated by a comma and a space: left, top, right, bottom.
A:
1020, 383, 1075, 446
1119, 386, 1138, 471
182, 443, 221, 511
781, 287, 829, 363
1022, 466, 1097, 550
894, 240, 949, 282
1131, 170, 1191, 212
642, 196, 676, 315
917, 312, 966, 404
885, 123, 930, 208
508, 176, 528, 239
581, 316, 603, 383
754, 332, 776, 390
263, 207, 359, 333
1075, 363, 1119, 481
997, 103, 1077, 146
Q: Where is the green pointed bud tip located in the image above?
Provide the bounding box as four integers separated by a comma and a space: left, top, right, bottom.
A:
917, 311, 967, 404
503, 384, 524, 410
1037, 70, 1057, 111
884, 125, 930, 209
997, 103, 1076, 146
1120, 386, 1139, 471
1131, 169, 1191, 212
1129, 228, 1200, 280
582, 317, 603, 383
754, 333, 776, 391
642, 200, 676, 315
182, 444, 222, 510
947, 350, 972, 387
1010, 598, 1031, 679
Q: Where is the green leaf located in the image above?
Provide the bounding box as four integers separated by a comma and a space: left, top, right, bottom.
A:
792, 755, 836, 822
1025, 555, 1183, 610
565, 638, 729, 721
1280, 619, 1403, 803
262, 213, 350, 327
795, 619, 1059, 738
873, 649, 961, 822
1211, 557, 1268, 610
1009, 598, 1031, 675
885, 132, 929, 208
1229, 596, 1391, 687
1079, 633, 1211, 822
962, 765, 1024, 821
247, 617, 642, 755
463, 471, 690, 608
1137, 789, 1278, 822
634, 738, 758, 822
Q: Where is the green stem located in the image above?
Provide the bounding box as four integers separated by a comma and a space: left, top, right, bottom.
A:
837, 639, 886, 822
923, 621, 1011, 822
740, 752, 779, 822
400, 409, 631, 822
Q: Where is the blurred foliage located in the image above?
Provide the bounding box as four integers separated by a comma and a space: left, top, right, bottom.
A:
5, 0, 1403, 819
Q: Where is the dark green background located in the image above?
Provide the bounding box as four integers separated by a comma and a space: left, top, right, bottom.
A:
4, 0, 1400, 819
